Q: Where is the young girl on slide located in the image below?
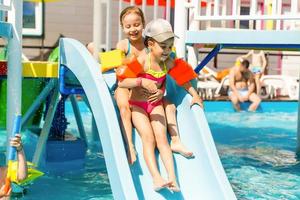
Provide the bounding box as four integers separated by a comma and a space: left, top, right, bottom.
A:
117, 18, 203, 192
0, 134, 28, 199
88, 6, 194, 164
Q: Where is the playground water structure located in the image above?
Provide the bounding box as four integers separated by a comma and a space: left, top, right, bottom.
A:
0, 0, 300, 199
0, 101, 299, 200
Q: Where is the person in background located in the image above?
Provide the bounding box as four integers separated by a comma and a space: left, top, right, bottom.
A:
240, 50, 267, 96
228, 58, 261, 111
118, 18, 203, 192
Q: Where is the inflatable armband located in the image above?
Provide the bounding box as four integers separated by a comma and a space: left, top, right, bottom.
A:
99, 50, 125, 72
168, 59, 197, 85
116, 57, 143, 81
10, 161, 44, 186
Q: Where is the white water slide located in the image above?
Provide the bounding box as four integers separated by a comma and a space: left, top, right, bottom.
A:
59, 38, 236, 200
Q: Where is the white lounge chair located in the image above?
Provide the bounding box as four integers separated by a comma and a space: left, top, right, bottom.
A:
197, 66, 230, 99
260, 75, 299, 100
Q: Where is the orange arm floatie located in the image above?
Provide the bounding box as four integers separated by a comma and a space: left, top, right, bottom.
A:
3, 178, 11, 194
116, 57, 143, 81
168, 59, 197, 86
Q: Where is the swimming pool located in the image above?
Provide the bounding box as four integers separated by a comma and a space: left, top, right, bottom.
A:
0, 101, 299, 200
206, 101, 300, 200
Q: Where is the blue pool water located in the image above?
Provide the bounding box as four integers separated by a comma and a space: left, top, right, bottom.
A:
0, 101, 299, 199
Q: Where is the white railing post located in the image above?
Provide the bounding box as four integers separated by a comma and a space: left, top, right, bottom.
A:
206, 0, 212, 28
221, 0, 227, 28
154, 0, 158, 19
232, 0, 238, 28
166, 0, 171, 21
106, 0, 112, 51
276, 0, 282, 30
214, 0, 220, 17
93, 0, 102, 59
142, 0, 146, 15
249, 0, 257, 29
118, 0, 123, 41
174, 0, 187, 59
291, 0, 298, 14
6, 0, 22, 140
188, 0, 200, 68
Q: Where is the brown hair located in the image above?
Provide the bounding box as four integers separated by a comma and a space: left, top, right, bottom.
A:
241, 59, 250, 68
120, 6, 145, 28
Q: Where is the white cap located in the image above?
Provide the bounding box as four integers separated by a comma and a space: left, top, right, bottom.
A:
143, 18, 177, 42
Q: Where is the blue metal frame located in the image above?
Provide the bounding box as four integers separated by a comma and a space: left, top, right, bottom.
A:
59, 64, 84, 95
194, 44, 223, 73
194, 43, 300, 74
0, 22, 13, 39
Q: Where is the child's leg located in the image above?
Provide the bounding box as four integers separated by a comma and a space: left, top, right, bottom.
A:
229, 93, 241, 111
163, 99, 193, 158
131, 106, 171, 190
150, 105, 180, 192
248, 93, 261, 111
114, 87, 136, 164
254, 74, 261, 95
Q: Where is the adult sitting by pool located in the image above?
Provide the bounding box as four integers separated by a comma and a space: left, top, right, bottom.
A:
228, 58, 261, 111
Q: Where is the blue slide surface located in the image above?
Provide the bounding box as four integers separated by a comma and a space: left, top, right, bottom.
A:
59, 38, 236, 200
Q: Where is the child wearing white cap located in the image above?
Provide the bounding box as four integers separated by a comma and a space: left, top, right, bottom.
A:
89, 7, 194, 165
118, 18, 203, 192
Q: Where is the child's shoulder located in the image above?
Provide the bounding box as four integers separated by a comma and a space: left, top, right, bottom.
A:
165, 57, 176, 70
116, 39, 129, 52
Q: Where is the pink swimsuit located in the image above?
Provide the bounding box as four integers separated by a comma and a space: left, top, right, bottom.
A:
129, 56, 167, 114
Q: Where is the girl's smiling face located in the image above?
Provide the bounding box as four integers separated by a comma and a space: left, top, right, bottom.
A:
149, 38, 174, 62
122, 13, 144, 42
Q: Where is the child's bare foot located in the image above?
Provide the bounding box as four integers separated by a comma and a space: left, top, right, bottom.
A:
168, 180, 180, 192
127, 146, 137, 165
153, 178, 172, 192
171, 137, 194, 158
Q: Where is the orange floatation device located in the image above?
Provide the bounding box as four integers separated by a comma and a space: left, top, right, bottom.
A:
168, 58, 198, 86
116, 56, 143, 81
116, 57, 197, 86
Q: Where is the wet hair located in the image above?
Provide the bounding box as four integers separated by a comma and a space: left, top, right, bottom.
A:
241, 59, 250, 68
120, 6, 145, 28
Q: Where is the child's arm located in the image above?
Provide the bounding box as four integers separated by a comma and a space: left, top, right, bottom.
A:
182, 82, 204, 108
260, 51, 267, 72
241, 50, 253, 59
117, 56, 158, 93
0, 184, 11, 198
118, 77, 158, 93
10, 134, 28, 181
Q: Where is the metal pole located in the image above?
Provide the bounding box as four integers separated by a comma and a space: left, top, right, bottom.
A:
70, 94, 88, 147
6, 0, 22, 145
174, 0, 187, 58
32, 88, 60, 167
